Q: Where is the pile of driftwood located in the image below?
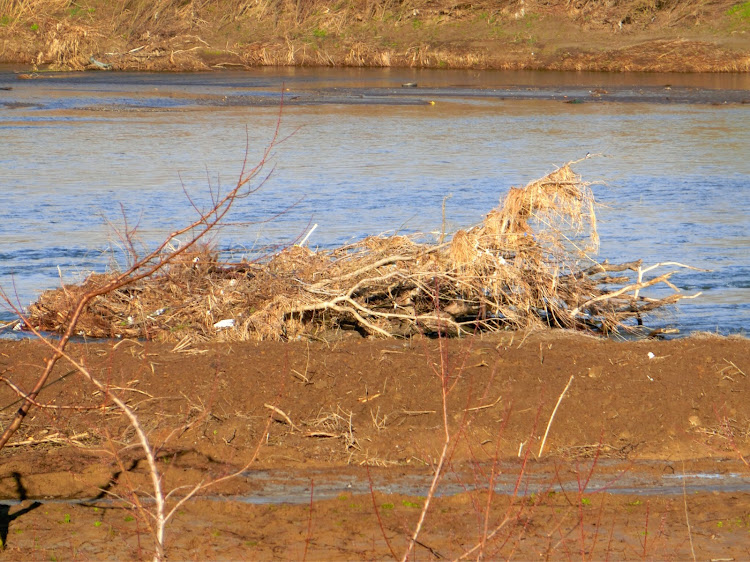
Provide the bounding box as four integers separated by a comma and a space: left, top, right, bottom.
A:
26, 162, 700, 343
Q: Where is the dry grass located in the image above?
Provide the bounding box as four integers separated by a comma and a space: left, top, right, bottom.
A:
2, 0, 744, 71
0, 0, 69, 26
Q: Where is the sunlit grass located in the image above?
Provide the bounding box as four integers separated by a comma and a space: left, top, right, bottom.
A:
728, 2, 750, 19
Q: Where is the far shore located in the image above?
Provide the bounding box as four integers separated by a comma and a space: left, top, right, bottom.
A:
1, 1, 748, 73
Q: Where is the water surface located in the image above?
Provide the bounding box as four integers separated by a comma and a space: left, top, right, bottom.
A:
1, 68, 748, 335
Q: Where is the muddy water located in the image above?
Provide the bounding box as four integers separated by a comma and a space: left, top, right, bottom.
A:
1, 464, 750, 507
1, 68, 748, 335
235, 464, 750, 504
2, 459, 750, 507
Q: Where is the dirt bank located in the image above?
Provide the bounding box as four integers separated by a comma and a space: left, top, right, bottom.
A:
1, 0, 749, 72
1, 330, 749, 558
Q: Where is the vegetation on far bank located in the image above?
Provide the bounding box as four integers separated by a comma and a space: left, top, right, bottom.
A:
0, 0, 749, 72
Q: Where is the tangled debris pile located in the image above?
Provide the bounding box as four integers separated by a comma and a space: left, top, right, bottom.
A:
26, 162, 700, 343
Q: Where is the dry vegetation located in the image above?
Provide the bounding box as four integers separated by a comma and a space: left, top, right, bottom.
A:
25, 159, 700, 343
0, 0, 748, 70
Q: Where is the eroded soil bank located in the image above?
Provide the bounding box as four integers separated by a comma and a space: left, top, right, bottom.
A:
1, 331, 749, 558
1, 0, 749, 72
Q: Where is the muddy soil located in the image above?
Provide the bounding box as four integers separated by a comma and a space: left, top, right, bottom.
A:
1, 330, 749, 558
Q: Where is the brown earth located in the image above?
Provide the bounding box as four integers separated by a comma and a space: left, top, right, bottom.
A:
1, 330, 749, 558
1, 0, 749, 72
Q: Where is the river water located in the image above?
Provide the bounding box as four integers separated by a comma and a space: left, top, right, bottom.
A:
1, 67, 748, 335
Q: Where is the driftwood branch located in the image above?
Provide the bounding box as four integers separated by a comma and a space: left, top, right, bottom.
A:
22, 160, 703, 343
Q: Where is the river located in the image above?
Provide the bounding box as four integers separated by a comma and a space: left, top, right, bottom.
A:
1, 67, 748, 335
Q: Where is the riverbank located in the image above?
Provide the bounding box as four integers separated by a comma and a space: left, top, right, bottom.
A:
1, 0, 749, 72
0, 330, 748, 557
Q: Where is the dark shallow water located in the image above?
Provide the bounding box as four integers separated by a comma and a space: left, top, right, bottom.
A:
1, 68, 748, 335
2, 464, 749, 505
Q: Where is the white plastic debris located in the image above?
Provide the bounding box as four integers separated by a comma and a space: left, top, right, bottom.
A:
647, 352, 655, 359
213, 319, 235, 329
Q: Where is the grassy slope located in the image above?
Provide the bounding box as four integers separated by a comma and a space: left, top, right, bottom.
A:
0, 0, 749, 71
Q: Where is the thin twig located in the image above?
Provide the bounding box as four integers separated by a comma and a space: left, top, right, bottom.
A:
464, 395, 502, 412
0, 377, 108, 410
682, 460, 697, 562
6, 432, 90, 447
538, 375, 574, 458
303, 478, 314, 561
264, 403, 301, 432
